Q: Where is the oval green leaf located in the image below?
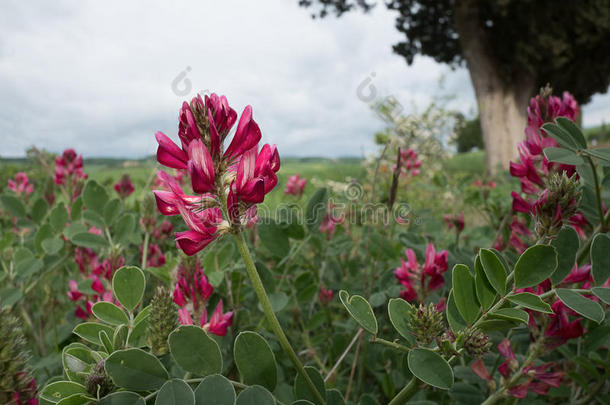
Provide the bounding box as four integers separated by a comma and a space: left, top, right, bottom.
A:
514, 245, 557, 289
479, 249, 507, 295
556, 289, 604, 323
112, 266, 146, 312
550, 226, 579, 284
407, 348, 454, 390
40, 381, 87, 403
99, 391, 146, 405
155, 379, 195, 405
92, 301, 129, 326
387, 298, 414, 344
451, 264, 480, 324
169, 325, 222, 376
73, 322, 115, 346
474, 255, 496, 311
488, 308, 529, 324
338, 290, 377, 334
236, 386, 276, 405
105, 348, 169, 390
507, 292, 553, 313
234, 331, 277, 391
194, 374, 236, 405
294, 366, 326, 405
591, 233, 610, 285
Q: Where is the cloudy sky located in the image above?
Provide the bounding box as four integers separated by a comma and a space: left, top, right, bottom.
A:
1, 0, 609, 158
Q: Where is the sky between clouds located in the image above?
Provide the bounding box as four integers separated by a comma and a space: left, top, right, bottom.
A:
1, 0, 609, 158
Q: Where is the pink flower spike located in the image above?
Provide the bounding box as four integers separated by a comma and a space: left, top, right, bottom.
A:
206, 300, 233, 336
224, 106, 262, 161
188, 139, 216, 193
175, 229, 218, 256
156, 131, 189, 170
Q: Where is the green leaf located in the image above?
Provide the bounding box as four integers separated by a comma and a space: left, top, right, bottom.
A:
258, 219, 290, 257
507, 292, 553, 313
105, 348, 169, 390
488, 308, 529, 324
127, 314, 149, 348
550, 227, 579, 284
40, 381, 87, 403
83, 210, 105, 228
42, 238, 65, 255
73, 322, 116, 346
62, 344, 96, 383
104, 198, 122, 227
83, 180, 109, 213
514, 245, 557, 289
31, 198, 49, 223
478, 249, 507, 295
591, 287, 610, 305
474, 255, 496, 311
155, 379, 195, 405
99, 391, 146, 405
112, 266, 146, 312
338, 290, 377, 334
236, 386, 276, 405
100, 330, 114, 353
50, 203, 69, 231
70, 232, 109, 249
446, 291, 467, 332
234, 331, 277, 391
556, 289, 604, 323
1, 194, 26, 217
387, 298, 414, 344
586, 148, 610, 165
294, 366, 326, 405
56, 393, 95, 405
541, 122, 579, 151
326, 389, 345, 405
407, 348, 454, 390
114, 213, 136, 243
169, 325, 222, 376
305, 188, 329, 232
451, 264, 480, 325
91, 301, 129, 326
194, 375, 236, 405
543, 147, 584, 165
591, 234, 610, 285
556, 117, 587, 149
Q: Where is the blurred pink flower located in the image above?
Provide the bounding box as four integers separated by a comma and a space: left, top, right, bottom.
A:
284, 174, 307, 197
394, 243, 449, 302
7, 172, 34, 196
114, 174, 135, 199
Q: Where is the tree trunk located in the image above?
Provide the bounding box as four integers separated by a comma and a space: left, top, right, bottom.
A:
454, 0, 535, 174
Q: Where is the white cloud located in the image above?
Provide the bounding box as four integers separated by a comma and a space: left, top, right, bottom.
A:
0, 0, 607, 158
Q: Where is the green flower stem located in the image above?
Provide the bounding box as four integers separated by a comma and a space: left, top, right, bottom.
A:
370, 337, 411, 353
480, 338, 544, 405
141, 231, 150, 270
234, 231, 327, 405
585, 156, 606, 230
387, 377, 420, 405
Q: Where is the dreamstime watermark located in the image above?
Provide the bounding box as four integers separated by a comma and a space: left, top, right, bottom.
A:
253, 181, 423, 228
171, 66, 209, 98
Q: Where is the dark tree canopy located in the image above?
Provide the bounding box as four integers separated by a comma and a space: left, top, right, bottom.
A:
299, 0, 610, 103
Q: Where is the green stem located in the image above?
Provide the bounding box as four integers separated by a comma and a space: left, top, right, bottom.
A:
370, 337, 411, 353
387, 377, 420, 405
481, 339, 544, 405
233, 232, 327, 405
585, 156, 606, 229
141, 232, 150, 270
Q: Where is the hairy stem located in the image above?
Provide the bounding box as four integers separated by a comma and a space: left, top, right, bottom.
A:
387, 377, 420, 405
233, 231, 326, 405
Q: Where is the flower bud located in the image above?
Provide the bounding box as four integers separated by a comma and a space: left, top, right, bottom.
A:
140, 195, 158, 232
86, 360, 113, 397
407, 303, 445, 345
146, 287, 178, 356
0, 306, 37, 404
463, 328, 492, 357
533, 172, 581, 239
